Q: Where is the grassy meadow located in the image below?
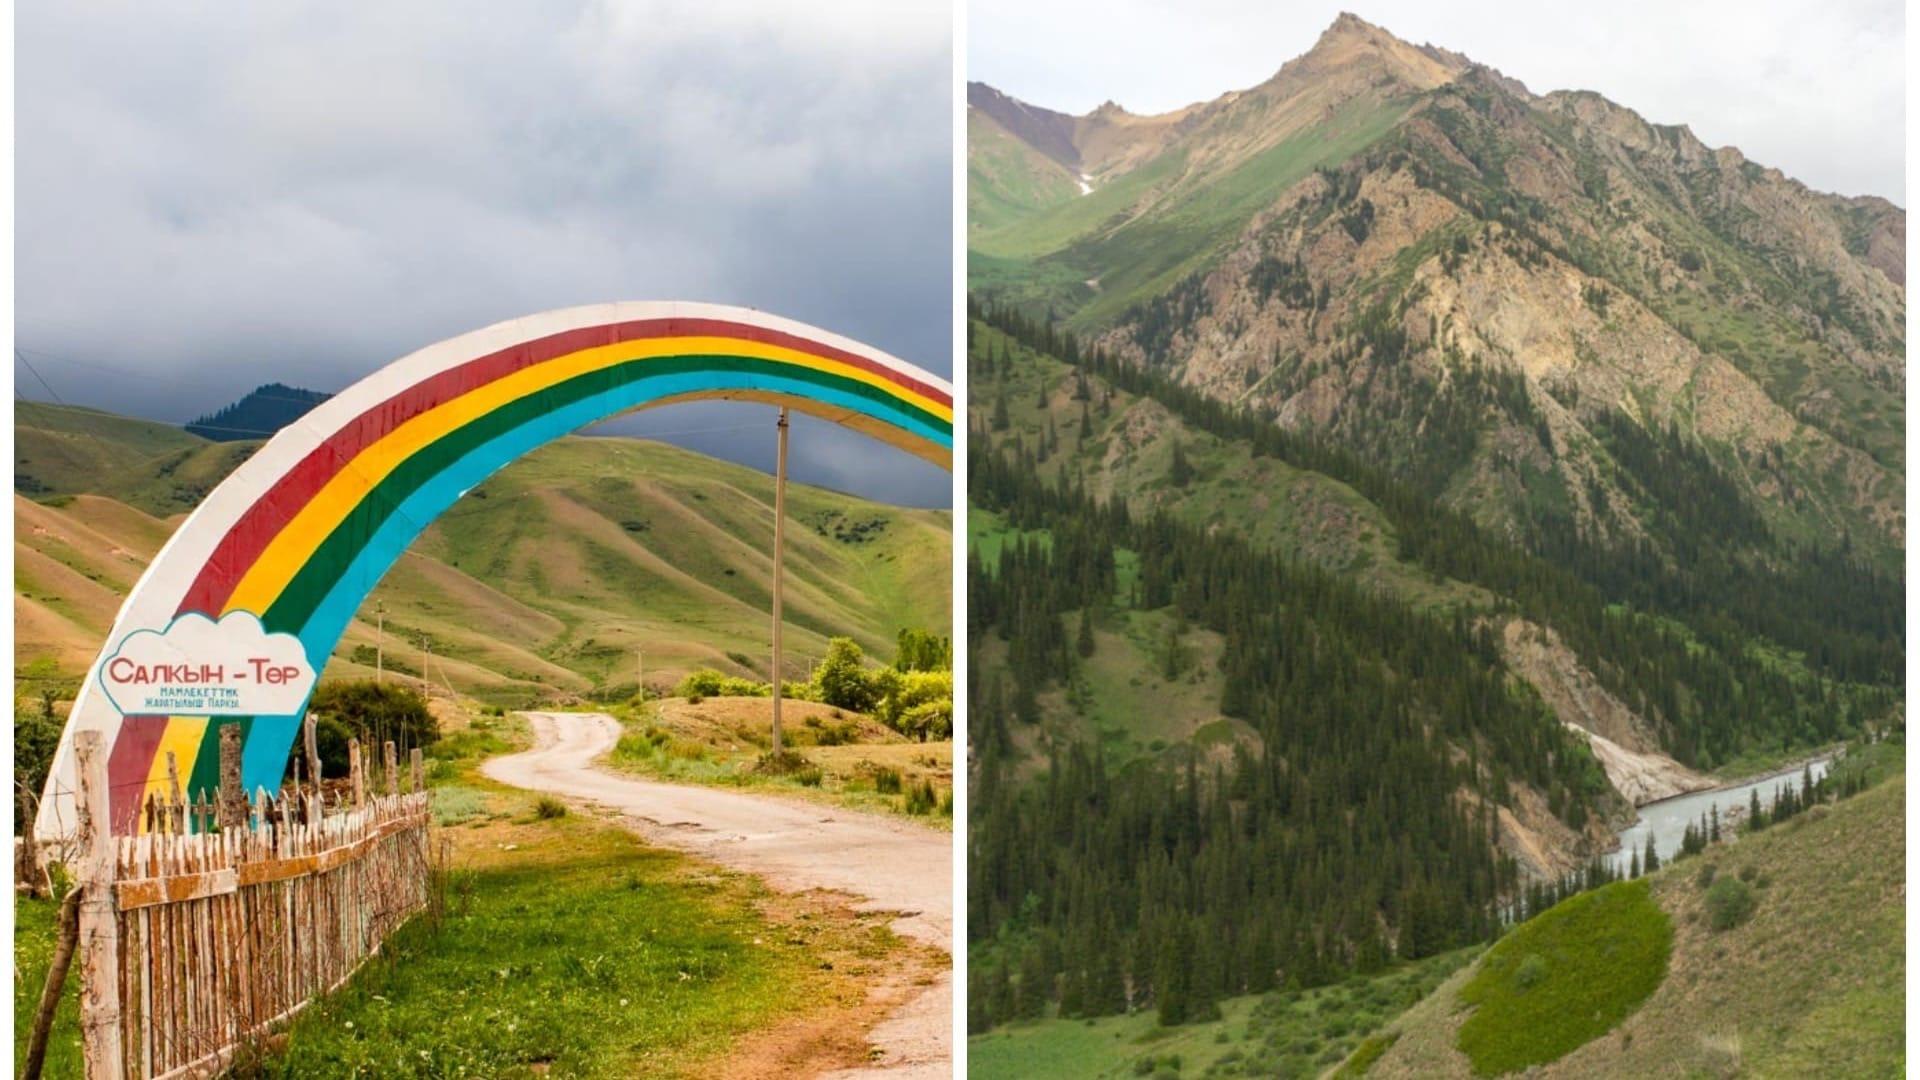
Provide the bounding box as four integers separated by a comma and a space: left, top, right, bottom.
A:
604, 696, 954, 824
968, 949, 1477, 1080
14, 715, 921, 1079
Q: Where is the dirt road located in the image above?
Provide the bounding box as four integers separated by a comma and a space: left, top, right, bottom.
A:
483, 711, 951, 1078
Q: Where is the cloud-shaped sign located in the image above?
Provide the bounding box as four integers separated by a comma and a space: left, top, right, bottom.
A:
99, 611, 316, 717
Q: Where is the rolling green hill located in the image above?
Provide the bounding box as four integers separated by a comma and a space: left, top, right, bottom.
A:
14, 401, 950, 707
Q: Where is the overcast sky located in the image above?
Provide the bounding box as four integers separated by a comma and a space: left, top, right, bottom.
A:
972, 0, 1905, 203
16, 1, 954, 506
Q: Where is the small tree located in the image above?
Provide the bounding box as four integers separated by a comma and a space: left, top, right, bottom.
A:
814, 637, 878, 712
307, 680, 438, 775
893, 628, 951, 673
1169, 439, 1193, 488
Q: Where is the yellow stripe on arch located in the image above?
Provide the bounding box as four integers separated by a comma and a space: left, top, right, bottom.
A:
221, 335, 949, 618
136, 716, 208, 832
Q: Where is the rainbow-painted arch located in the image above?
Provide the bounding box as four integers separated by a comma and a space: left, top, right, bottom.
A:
35, 302, 952, 839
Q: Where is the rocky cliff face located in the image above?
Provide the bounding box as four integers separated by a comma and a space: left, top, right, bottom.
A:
974, 14, 1904, 570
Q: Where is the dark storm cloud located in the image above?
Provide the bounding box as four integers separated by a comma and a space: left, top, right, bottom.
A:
15, 1, 953, 505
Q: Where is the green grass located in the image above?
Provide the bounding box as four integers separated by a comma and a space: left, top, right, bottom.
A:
1369, 765, 1906, 1077
969, 109, 1082, 233
968, 949, 1476, 1079
263, 815, 890, 1077
1454, 879, 1672, 1075
14, 890, 84, 1080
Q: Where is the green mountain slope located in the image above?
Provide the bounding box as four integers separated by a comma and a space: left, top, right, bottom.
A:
1364, 761, 1904, 1077
969, 104, 1082, 234
14, 401, 950, 706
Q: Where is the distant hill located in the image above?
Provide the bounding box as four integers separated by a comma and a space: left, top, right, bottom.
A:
14, 401, 951, 706
186, 382, 332, 442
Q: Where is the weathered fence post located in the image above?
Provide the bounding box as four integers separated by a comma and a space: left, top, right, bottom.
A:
409, 748, 424, 794
166, 751, 184, 833
18, 787, 43, 898
349, 739, 365, 807
304, 713, 323, 787
73, 731, 126, 1080
218, 724, 245, 830
384, 741, 399, 798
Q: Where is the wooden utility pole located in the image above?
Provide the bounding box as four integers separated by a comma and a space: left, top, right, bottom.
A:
421, 635, 433, 700
770, 407, 789, 758
73, 731, 125, 1080
375, 599, 386, 683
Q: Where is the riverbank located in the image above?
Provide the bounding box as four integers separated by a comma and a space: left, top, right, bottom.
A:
1602, 747, 1842, 875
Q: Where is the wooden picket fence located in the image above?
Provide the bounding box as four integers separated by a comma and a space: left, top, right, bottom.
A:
64, 725, 434, 1080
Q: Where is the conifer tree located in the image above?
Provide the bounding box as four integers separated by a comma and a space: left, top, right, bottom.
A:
1169, 438, 1193, 487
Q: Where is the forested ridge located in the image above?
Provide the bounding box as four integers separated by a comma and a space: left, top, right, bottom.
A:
968, 438, 1611, 1029
965, 298, 1901, 1030
972, 299, 1899, 768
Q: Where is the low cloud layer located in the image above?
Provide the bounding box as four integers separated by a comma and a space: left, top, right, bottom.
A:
17, 1, 953, 506
973, 0, 1903, 203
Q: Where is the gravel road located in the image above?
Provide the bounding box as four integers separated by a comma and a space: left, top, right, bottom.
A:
482, 711, 951, 1078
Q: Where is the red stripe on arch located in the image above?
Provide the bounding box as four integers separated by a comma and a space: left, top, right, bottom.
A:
174, 317, 948, 617
105, 715, 170, 835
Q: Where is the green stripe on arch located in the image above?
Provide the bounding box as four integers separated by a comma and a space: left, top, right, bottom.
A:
184, 716, 253, 805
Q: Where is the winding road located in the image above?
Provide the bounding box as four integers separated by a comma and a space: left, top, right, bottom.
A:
482, 711, 951, 1078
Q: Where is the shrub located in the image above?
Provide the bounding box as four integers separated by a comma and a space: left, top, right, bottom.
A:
1695, 862, 1718, 888
533, 795, 568, 820
1704, 878, 1757, 931
874, 767, 904, 795
904, 779, 939, 815
1513, 953, 1547, 991
674, 669, 770, 699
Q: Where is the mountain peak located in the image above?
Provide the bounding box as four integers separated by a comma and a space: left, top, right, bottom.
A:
1286, 12, 1468, 91
1319, 11, 1389, 43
